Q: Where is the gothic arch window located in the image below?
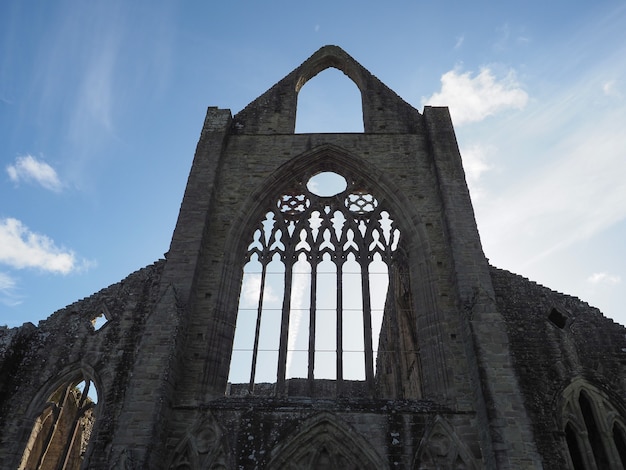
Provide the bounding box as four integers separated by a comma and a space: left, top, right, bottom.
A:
19, 375, 98, 470
227, 168, 408, 398
561, 381, 626, 470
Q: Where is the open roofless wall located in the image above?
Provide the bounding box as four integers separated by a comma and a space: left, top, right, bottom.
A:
1, 46, 625, 469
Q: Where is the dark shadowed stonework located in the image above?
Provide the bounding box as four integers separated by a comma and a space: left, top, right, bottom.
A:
1, 46, 624, 469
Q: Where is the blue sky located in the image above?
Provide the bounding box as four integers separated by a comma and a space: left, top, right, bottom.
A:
1, 0, 625, 328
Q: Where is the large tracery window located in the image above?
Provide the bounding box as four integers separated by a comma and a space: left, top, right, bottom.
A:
228, 171, 401, 397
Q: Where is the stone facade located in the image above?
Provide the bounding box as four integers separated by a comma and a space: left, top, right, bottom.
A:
0, 46, 624, 469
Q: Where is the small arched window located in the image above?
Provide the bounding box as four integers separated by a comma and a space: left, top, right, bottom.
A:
19, 377, 98, 470
228, 170, 405, 398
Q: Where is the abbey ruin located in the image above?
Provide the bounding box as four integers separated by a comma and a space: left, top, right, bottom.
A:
1, 46, 625, 469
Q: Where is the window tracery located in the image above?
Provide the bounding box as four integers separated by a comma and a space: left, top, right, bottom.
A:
228, 170, 401, 397
561, 381, 626, 469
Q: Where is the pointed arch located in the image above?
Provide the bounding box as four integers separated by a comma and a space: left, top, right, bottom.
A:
232, 45, 422, 134
168, 411, 230, 470
559, 379, 626, 469
18, 367, 101, 470
294, 45, 368, 94
413, 416, 479, 469
267, 412, 388, 470
295, 67, 364, 133
223, 143, 433, 277
211, 143, 448, 399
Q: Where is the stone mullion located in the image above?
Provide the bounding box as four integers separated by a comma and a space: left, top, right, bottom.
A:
332, 209, 348, 396
249, 258, 269, 393
307, 255, 319, 393
358, 218, 375, 396
275, 214, 299, 397
247, 215, 277, 393
302, 203, 321, 394
386, 263, 403, 398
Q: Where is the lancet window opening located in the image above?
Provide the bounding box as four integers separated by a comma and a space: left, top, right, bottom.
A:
228, 170, 401, 396
562, 383, 626, 470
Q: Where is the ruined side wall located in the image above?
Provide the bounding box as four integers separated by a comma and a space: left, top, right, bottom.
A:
0, 261, 165, 469
491, 265, 626, 468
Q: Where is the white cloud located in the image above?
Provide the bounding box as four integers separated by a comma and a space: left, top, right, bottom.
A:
454, 35, 464, 49
0, 218, 77, 274
423, 67, 528, 126
6, 155, 63, 192
460, 143, 495, 202
240, 272, 280, 308
587, 272, 622, 286
461, 143, 494, 183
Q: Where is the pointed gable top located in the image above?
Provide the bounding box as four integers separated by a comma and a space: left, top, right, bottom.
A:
232, 45, 422, 135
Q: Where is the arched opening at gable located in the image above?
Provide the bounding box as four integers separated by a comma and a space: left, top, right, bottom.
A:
225, 152, 426, 400
19, 375, 98, 470
295, 67, 364, 133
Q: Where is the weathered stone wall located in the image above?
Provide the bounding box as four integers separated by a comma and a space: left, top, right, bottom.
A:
0, 261, 165, 468
491, 266, 626, 468
167, 398, 482, 469
159, 46, 540, 468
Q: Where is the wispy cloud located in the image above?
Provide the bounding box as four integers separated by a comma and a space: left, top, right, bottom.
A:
6, 155, 63, 192
454, 35, 464, 49
587, 272, 621, 286
0, 218, 78, 274
423, 67, 528, 125
474, 82, 626, 270
602, 80, 622, 98
0, 272, 22, 308
68, 33, 120, 142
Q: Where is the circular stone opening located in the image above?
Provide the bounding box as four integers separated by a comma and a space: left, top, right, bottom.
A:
306, 172, 348, 197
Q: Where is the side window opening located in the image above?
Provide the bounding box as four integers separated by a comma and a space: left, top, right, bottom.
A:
548, 307, 568, 329
19, 377, 98, 470
295, 68, 364, 134
91, 312, 108, 331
